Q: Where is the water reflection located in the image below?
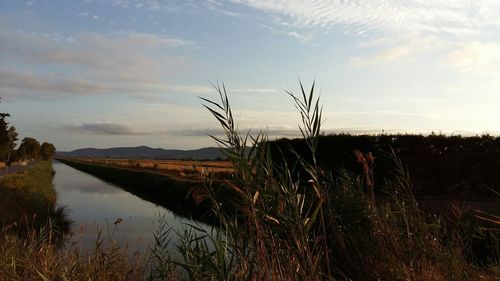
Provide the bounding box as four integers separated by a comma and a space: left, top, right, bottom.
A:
52, 160, 210, 253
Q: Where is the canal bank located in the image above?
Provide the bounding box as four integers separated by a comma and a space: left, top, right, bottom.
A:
0, 160, 58, 228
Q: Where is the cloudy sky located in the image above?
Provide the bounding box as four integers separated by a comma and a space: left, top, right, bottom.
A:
1, 1, 500, 151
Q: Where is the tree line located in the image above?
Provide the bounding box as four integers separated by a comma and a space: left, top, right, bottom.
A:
270, 133, 500, 198
0, 100, 56, 164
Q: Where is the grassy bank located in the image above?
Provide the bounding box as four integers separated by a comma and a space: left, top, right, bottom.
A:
0, 161, 57, 227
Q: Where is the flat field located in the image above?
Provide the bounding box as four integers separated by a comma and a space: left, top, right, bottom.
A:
67, 158, 233, 180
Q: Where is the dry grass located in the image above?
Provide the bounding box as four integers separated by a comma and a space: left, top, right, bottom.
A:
0, 161, 57, 228
0, 223, 146, 281
70, 158, 233, 180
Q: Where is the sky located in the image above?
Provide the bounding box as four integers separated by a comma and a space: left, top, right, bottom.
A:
1, 0, 500, 151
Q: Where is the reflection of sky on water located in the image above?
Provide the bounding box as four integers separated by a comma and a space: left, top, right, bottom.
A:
52, 161, 211, 255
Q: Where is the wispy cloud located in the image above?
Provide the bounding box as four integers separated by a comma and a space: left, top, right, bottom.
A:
203, 0, 245, 17
64, 122, 151, 135
229, 1, 500, 36
349, 46, 412, 67
348, 33, 450, 66
331, 110, 443, 121
260, 24, 315, 44
0, 27, 282, 100
286, 31, 313, 44
0, 28, 208, 99
0, 28, 193, 71
100, 0, 202, 13
0, 69, 216, 99
168, 126, 303, 138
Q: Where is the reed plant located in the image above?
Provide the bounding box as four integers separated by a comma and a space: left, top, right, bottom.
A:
0, 216, 147, 281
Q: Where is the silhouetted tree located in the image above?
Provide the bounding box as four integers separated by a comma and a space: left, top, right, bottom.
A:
0, 98, 16, 162
40, 142, 56, 160
0, 116, 10, 161
18, 137, 41, 160
5, 126, 18, 164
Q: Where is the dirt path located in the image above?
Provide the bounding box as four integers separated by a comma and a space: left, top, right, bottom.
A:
0, 161, 36, 177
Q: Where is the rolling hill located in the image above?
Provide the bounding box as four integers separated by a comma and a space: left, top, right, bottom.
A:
56, 146, 225, 160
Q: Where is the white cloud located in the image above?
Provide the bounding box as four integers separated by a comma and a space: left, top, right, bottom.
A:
229, 0, 500, 36
64, 122, 149, 135
347, 30, 500, 84
447, 42, 500, 79
0, 28, 205, 99
106, 0, 200, 13
168, 126, 302, 137
203, 0, 245, 17
286, 31, 313, 43
0, 69, 215, 99
349, 33, 449, 66
350, 46, 412, 66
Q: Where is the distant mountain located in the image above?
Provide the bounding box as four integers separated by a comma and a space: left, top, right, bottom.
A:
56, 146, 226, 160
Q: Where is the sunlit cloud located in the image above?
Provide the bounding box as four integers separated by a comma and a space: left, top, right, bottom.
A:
0, 27, 281, 100
349, 46, 412, 67
5, 30, 193, 79
447, 42, 500, 79
64, 122, 152, 135
0, 68, 216, 99
104, 0, 201, 13
349, 33, 450, 66
229, 0, 500, 36
168, 126, 302, 138
286, 31, 313, 44
0, 28, 206, 99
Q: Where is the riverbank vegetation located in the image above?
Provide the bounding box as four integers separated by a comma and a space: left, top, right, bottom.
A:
1, 83, 499, 280
0, 161, 60, 228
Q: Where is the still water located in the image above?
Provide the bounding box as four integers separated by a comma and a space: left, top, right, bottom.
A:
52, 160, 210, 253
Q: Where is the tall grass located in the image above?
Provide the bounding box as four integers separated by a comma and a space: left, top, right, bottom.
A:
0, 220, 146, 281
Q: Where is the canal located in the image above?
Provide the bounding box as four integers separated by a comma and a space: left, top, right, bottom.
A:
52, 160, 211, 254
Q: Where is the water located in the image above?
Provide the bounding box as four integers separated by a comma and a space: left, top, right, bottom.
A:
52, 160, 210, 254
